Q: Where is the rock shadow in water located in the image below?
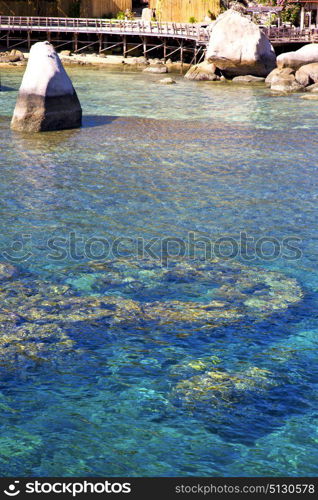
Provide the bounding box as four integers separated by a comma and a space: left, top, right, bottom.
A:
82, 115, 119, 129
0, 85, 16, 92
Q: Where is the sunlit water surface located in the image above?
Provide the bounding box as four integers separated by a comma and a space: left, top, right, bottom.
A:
0, 66, 318, 476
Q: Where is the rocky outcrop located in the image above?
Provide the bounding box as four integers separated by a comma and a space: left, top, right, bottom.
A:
277, 44, 318, 71
11, 41, 82, 132
60, 50, 71, 57
0, 49, 25, 64
265, 67, 295, 87
266, 63, 318, 92
295, 63, 318, 87
270, 73, 304, 93
185, 61, 220, 81
206, 9, 276, 77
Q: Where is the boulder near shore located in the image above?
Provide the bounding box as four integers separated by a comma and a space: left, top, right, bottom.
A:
185, 61, 220, 81
206, 9, 276, 77
277, 44, 318, 70
11, 41, 82, 132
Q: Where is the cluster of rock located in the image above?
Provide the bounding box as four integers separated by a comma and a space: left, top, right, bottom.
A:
0, 49, 25, 65
186, 9, 276, 81
185, 9, 318, 95
266, 45, 318, 93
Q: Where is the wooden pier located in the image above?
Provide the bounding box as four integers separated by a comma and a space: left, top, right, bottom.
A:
0, 16, 209, 63
1, 16, 318, 62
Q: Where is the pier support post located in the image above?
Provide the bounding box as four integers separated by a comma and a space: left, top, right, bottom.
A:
99, 33, 103, 53
163, 38, 167, 61
73, 32, 78, 52
27, 31, 31, 50
180, 40, 184, 67
123, 35, 127, 58
143, 37, 147, 58
194, 44, 198, 65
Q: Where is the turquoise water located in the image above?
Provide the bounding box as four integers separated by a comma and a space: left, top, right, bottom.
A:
0, 66, 318, 476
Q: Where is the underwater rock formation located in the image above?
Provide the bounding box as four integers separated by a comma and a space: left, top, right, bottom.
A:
173, 366, 277, 405
0, 257, 303, 363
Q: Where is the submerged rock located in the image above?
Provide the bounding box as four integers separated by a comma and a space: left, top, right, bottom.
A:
11, 41, 82, 132
159, 78, 177, 85
8, 258, 301, 327
0, 263, 18, 281
206, 9, 276, 77
300, 94, 318, 100
0, 322, 74, 365
0, 257, 303, 367
143, 65, 168, 74
232, 75, 265, 83
173, 366, 276, 405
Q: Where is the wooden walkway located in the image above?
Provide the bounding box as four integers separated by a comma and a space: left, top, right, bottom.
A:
1, 16, 318, 59
0, 16, 210, 44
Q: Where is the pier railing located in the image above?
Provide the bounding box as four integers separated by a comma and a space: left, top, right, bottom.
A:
0, 16, 210, 44
2, 16, 318, 50
263, 25, 318, 44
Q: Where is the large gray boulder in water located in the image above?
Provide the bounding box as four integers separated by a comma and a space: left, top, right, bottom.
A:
206, 10, 276, 77
11, 41, 82, 132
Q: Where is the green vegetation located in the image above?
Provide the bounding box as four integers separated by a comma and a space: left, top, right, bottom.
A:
189, 16, 198, 23
281, 4, 300, 25
116, 9, 134, 20
265, 13, 278, 26
116, 11, 126, 20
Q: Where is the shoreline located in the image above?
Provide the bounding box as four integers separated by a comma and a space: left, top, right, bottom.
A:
0, 50, 191, 73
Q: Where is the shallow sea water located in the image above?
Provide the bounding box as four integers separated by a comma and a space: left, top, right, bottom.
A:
0, 66, 318, 476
